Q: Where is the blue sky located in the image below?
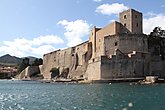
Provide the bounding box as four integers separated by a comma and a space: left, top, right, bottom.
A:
0, 0, 165, 58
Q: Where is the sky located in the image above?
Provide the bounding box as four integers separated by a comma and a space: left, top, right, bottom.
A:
0, 0, 165, 58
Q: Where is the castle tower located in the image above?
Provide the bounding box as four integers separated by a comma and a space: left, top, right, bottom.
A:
119, 9, 143, 34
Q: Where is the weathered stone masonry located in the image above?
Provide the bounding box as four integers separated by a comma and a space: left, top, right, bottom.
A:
42, 9, 165, 80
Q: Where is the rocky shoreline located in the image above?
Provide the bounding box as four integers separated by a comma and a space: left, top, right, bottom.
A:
27, 76, 165, 84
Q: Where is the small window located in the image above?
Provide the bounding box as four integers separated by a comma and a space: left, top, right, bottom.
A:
135, 15, 138, 18
115, 42, 118, 46
136, 23, 138, 27
124, 23, 126, 27
124, 15, 127, 19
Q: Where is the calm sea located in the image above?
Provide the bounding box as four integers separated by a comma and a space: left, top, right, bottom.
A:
0, 80, 164, 110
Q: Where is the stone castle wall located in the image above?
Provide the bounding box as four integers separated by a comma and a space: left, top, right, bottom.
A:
42, 41, 92, 79
104, 34, 148, 57
42, 9, 165, 81
100, 52, 150, 79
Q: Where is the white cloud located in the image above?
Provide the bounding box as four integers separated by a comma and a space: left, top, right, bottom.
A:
93, 0, 102, 2
58, 19, 91, 47
31, 35, 64, 46
95, 3, 128, 16
30, 45, 56, 56
0, 35, 64, 57
143, 13, 165, 34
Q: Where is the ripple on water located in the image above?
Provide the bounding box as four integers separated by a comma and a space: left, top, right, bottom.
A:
0, 81, 164, 110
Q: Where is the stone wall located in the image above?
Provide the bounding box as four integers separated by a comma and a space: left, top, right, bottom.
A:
93, 22, 121, 57
42, 41, 91, 79
104, 34, 148, 57
100, 52, 149, 79
150, 61, 165, 78
119, 34, 148, 53
42, 47, 73, 79
68, 41, 90, 78
119, 9, 142, 34
104, 35, 119, 57
42, 9, 165, 81
17, 66, 40, 79
85, 58, 101, 80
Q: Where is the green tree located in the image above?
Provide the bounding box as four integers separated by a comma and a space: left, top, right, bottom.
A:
32, 58, 43, 66
148, 27, 165, 59
17, 57, 30, 73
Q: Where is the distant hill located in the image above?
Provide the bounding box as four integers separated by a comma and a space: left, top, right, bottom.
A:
0, 54, 22, 66
0, 54, 39, 66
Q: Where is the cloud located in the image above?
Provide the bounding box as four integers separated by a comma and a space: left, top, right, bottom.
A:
143, 13, 165, 34
58, 19, 91, 47
31, 35, 64, 46
0, 35, 64, 57
93, 0, 102, 2
95, 3, 128, 16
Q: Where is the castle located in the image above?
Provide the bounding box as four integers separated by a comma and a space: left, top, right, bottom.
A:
42, 9, 165, 81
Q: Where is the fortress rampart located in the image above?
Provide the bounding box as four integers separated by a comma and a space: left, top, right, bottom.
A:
42, 9, 165, 81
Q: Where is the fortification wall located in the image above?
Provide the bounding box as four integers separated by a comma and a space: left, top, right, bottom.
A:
104, 34, 148, 58
42, 42, 90, 79
85, 58, 101, 80
68, 42, 90, 78
93, 22, 121, 58
42, 48, 73, 79
150, 61, 165, 78
100, 52, 149, 79
104, 35, 119, 57
119, 34, 148, 53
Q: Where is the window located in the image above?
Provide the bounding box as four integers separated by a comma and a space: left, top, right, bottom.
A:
136, 23, 138, 27
135, 15, 138, 18
124, 23, 126, 27
124, 15, 127, 19
115, 42, 118, 46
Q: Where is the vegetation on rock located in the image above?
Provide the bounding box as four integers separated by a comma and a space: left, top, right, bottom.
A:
148, 27, 165, 59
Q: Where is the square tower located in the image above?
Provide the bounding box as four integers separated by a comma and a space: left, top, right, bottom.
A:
119, 9, 142, 34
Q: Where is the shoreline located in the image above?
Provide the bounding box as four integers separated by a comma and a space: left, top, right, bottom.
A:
2, 77, 164, 84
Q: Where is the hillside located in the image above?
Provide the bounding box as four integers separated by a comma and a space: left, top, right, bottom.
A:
0, 54, 39, 66
0, 54, 22, 66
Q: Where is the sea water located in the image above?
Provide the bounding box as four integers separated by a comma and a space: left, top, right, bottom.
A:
0, 80, 164, 110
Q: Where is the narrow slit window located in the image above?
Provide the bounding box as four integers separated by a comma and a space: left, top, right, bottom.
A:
124, 15, 127, 19
115, 42, 118, 46
136, 23, 138, 27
